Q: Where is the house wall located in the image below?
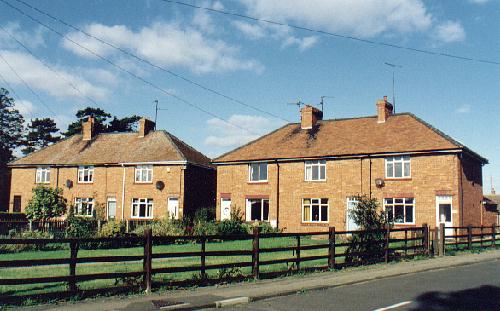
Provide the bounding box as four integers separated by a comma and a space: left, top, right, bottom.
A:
216, 153, 467, 232
7, 164, 200, 220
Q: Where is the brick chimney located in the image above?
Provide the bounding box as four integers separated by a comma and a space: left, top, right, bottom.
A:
138, 117, 155, 138
376, 96, 393, 123
300, 105, 323, 129
82, 116, 95, 141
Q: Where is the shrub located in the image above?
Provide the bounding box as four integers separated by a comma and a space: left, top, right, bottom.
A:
192, 220, 218, 236
65, 216, 95, 238
133, 218, 185, 237
0, 231, 65, 253
245, 221, 280, 234
193, 207, 216, 223
216, 219, 247, 236
25, 186, 66, 222
99, 221, 126, 238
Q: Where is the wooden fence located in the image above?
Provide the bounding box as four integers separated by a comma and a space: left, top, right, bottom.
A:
437, 224, 499, 255
0, 226, 428, 304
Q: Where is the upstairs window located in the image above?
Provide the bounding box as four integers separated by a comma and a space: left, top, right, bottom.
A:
132, 198, 153, 219
249, 163, 268, 182
384, 198, 414, 224
78, 166, 94, 183
305, 160, 326, 181
302, 198, 329, 222
74, 198, 94, 217
135, 165, 153, 183
385, 156, 411, 178
36, 166, 50, 183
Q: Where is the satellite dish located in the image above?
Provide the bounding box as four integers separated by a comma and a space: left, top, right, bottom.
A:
66, 179, 73, 189
156, 181, 165, 191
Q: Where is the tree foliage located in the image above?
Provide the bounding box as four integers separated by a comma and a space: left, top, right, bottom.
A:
63, 107, 140, 137
22, 117, 60, 155
0, 88, 24, 165
25, 186, 67, 221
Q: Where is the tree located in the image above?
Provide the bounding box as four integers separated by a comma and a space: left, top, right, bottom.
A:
22, 118, 60, 155
345, 195, 388, 265
63, 107, 111, 137
25, 186, 67, 222
0, 88, 25, 165
107, 115, 140, 132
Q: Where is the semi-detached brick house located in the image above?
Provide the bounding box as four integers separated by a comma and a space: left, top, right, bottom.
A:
213, 96, 497, 233
7, 117, 215, 221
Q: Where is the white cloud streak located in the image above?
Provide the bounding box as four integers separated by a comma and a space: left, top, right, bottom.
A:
435, 21, 466, 43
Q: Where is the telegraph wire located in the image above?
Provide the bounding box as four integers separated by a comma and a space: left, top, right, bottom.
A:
0, 24, 100, 107
158, 0, 500, 66
11, 0, 290, 123
0, 0, 262, 135
0, 70, 22, 101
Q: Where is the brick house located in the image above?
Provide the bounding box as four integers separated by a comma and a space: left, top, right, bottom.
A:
7, 117, 215, 221
213, 97, 496, 232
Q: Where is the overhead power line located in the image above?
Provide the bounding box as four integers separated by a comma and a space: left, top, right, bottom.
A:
158, 0, 500, 66
0, 24, 100, 107
0, 0, 262, 135
11, 0, 290, 123
0, 70, 22, 101
0, 51, 56, 116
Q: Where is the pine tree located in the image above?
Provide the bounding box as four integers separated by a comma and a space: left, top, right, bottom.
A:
0, 88, 25, 165
63, 107, 111, 137
22, 118, 60, 155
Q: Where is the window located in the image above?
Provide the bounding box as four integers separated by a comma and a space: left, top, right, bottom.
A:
305, 160, 326, 181
249, 163, 268, 182
35, 166, 50, 183
246, 198, 269, 221
74, 198, 94, 217
132, 198, 153, 219
13, 196, 21, 213
78, 166, 94, 183
384, 198, 414, 224
385, 156, 411, 178
302, 198, 329, 222
135, 165, 153, 183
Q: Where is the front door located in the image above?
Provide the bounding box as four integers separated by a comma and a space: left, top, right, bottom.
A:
436, 196, 453, 236
168, 197, 179, 220
346, 197, 360, 231
107, 198, 116, 220
221, 198, 231, 220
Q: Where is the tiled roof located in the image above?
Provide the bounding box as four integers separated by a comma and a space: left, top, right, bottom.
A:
484, 195, 500, 205
10, 131, 212, 167
214, 113, 486, 163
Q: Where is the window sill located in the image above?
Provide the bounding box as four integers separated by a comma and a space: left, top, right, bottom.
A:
384, 178, 412, 181
301, 222, 329, 227
391, 223, 416, 226
304, 180, 327, 183
35, 182, 51, 184
130, 217, 154, 220
133, 182, 154, 185
77, 182, 94, 185
247, 181, 269, 185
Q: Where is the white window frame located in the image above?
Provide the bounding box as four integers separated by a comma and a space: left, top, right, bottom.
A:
304, 160, 327, 181
245, 198, 269, 221
384, 197, 415, 225
385, 156, 411, 179
35, 166, 51, 184
302, 198, 329, 223
77, 165, 94, 183
248, 162, 268, 182
135, 165, 153, 183
74, 198, 94, 217
131, 198, 154, 219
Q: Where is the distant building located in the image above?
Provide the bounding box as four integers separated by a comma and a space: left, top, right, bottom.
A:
8, 117, 215, 220
214, 96, 496, 232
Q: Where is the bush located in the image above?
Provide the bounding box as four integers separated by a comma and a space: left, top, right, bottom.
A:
25, 186, 66, 221
216, 219, 247, 236
99, 221, 126, 238
192, 220, 218, 236
245, 221, 280, 234
65, 216, 95, 238
193, 207, 216, 223
0, 231, 65, 253
133, 218, 185, 237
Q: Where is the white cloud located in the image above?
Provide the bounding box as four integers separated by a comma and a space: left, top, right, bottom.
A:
283, 35, 319, 51
232, 21, 266, 40
435, 21, 466, 43
456, 104, 471, 114
469, 0, 490, 4
63, 22, 263, 74
239, 0, 432, 38
0, 22, 45, 50
15, 99, 36, 117
204, 114, 279, 148
0, 50, 109, 100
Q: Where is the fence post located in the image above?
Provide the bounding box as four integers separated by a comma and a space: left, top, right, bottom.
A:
439, 223, 445, 256
126, 220, 130, 233
384, 226, 390, 263
467, 225, 472, 250
143, 228, 152, 294
492, 224, 496, 248
252, 227, 260, 280
69, 240, 79, 293
97, 220, 102, 232
480, 225, 484, 248
404, 228, 408, 258
28, 220, 33, 232
422, 223, 429, 255
200, 236, 207, 280
296, 235, 301, 271
328, 227, 336, 269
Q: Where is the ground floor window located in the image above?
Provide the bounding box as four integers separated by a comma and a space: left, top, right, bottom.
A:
74, 198, 94, 217
384, 198, 414, 224
302, 198, 329, 222
132, 198, 153, 219
246, 198, 269, 221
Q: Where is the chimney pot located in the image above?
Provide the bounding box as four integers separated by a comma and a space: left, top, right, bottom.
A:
82, 116, 95, 141
376, 96, 393, 123
300, 105, 323, 129
138, 117, 155, 137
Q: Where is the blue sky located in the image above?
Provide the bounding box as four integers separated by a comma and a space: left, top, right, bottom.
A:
0, 0, 498, 193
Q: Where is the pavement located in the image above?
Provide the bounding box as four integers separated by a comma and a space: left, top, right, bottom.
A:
23, 249, 500, 311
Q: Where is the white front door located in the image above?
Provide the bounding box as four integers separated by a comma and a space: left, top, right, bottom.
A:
221, 198, 231, 220
168, 197, 179, 220
107, 198, 116, 220
436, 196, 453, 236
346, 197, 360, 231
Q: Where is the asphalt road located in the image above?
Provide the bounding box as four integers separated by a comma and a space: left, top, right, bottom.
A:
226, 260, 500, 311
